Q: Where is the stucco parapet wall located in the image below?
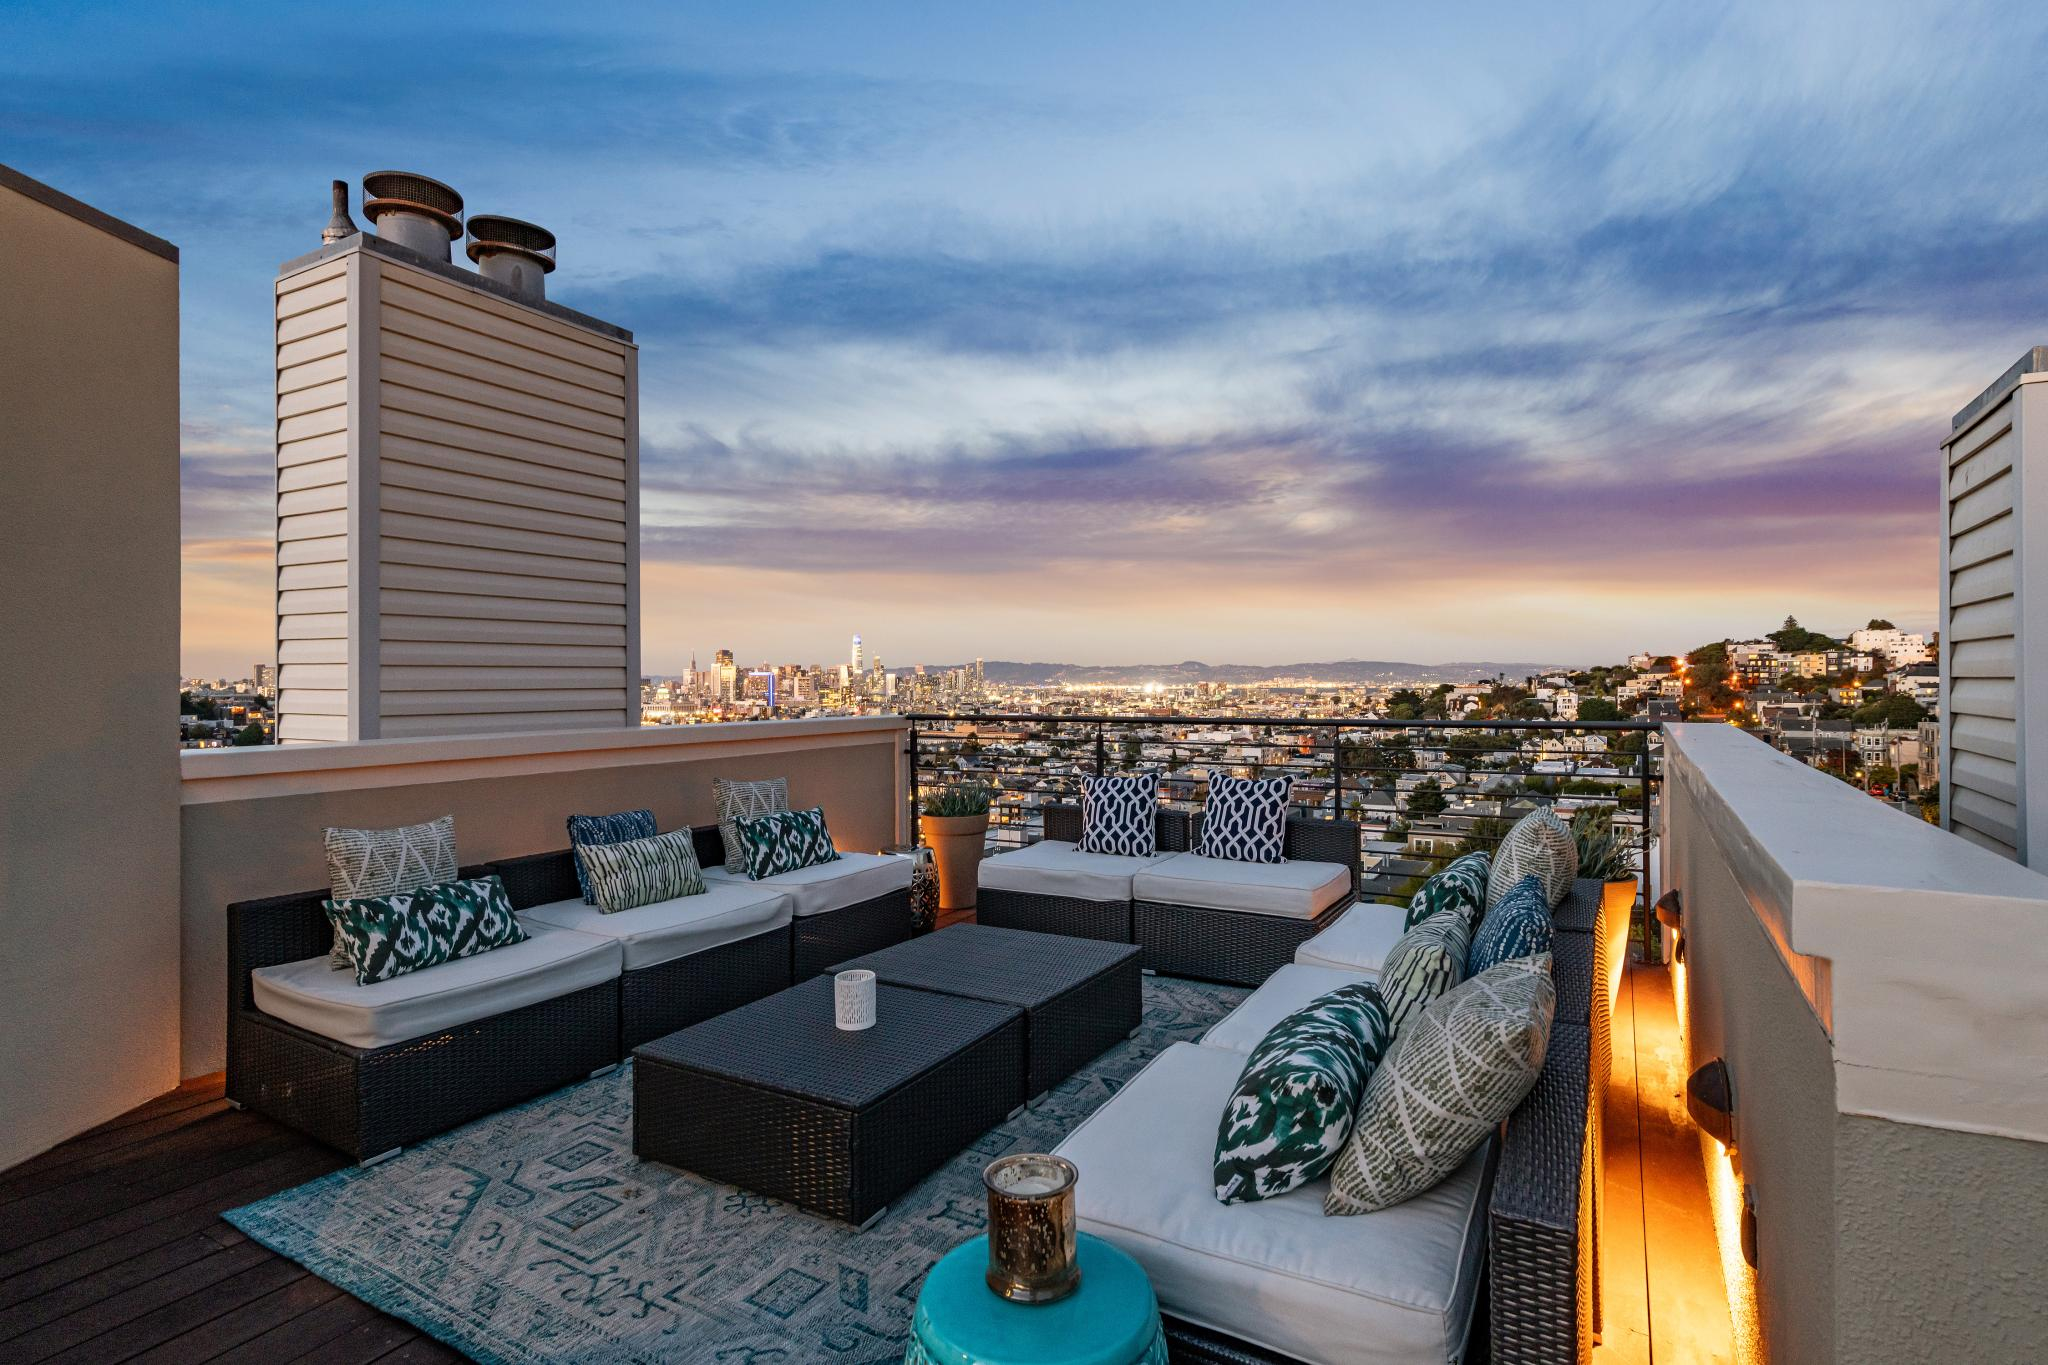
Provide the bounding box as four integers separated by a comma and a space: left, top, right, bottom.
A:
180, 717, 910, 804
1665, 724, 2048, 1142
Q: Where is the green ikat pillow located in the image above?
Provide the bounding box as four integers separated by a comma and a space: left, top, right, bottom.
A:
735, 805, 841, 880
323, 875, 527, 987
1213, 981, 1393, 1204
1404, 850, 1491, 930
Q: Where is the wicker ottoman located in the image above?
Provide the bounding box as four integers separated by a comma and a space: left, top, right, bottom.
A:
834, 925, 1144, 1103
632, 976, 1025, 1225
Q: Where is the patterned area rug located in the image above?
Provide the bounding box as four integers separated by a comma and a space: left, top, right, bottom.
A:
226, 976, 1243, 1364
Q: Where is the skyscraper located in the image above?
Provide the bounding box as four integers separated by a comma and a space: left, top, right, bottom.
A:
715, 649, 737, 704
851, 634, 863, 674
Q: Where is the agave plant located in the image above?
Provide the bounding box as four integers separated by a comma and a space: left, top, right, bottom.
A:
921, 783, 993, 818
1571, 805, 1638, 882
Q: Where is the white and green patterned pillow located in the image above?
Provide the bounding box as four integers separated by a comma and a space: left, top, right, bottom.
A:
713, 777, 788, 874
735, 806, 840, 880
323, 875, 526, 988
1378, 907, 1471, 1035
1214, 982, 1392, 1203
577, 829, 708, 912
323, 815, 457, 968
1486, 808, 1577, 909
1326, 954, 1554, 1214
1405, 850, 1490, 930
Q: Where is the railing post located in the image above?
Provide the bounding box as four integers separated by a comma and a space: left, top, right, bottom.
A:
1094, 722, 1106, 776
908, 720, 922, 847
1331, 728, 1344, 822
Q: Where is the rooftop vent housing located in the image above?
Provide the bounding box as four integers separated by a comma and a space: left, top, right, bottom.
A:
466, 215, 557, 304
361, 171, 462, 262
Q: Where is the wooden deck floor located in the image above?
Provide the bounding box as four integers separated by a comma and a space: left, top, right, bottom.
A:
0, 1077, 460, 1365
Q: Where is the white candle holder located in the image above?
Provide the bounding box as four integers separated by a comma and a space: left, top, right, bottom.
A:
834, 969, 877, 1030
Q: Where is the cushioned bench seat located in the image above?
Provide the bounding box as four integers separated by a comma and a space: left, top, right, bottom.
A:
1293, 899, 1410, 978
520, 881, 793, 970
1199, 962, 1369, 1054
700, 850, 910, 917
1054, 1040, 1490, 1365
250, 926, 624, 1050
977, 839, 1178, 903
1133, 853, 1353, 919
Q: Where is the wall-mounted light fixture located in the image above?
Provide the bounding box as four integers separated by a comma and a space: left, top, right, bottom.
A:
1686, 1057, 1735, 1146
1740, 1183, 1759, 1269
1655, 888, 1684, 962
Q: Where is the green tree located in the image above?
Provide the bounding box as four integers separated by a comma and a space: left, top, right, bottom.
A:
1866, 618, 1894, 630
1405, 778, 1448, 818
231, 721, 267, 747
1577, 697, 1622, 723
1869, 763, 1899, 791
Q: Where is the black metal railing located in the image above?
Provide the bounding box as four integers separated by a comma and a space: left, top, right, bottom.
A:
906, 711, 1662, 947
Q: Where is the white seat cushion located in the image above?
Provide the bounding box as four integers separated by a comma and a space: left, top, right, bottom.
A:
1201, 962, 1372, 1054
520, 882, 792, 970
976, 839, 1179, 904
700, 851, 910, 918
1294, 900, 1411, 977
251, 926, 623, 1051
1054, 1041, 1489, 1365
1132, 853, 1352, 919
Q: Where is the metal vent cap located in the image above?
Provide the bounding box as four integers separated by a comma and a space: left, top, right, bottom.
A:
465, 215, 557, 272
361, 171, 463, 238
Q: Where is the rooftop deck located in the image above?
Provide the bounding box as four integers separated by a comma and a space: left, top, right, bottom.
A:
1, 961, 1696, 1365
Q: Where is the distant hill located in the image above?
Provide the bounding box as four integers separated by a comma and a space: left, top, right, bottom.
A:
924, 659, 1574, 686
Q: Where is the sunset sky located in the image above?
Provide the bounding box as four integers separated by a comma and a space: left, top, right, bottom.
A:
9, 1, 2042, 677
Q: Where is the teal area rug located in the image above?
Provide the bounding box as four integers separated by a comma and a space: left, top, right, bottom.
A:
226, 976, 1242, 1364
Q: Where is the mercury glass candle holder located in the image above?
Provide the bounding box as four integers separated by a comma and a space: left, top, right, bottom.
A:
983, 1153, 1080, 1303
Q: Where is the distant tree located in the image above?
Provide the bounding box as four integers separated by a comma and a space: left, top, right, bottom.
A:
1768, 616, 1840, 653
1578, 697, 1623, 723
1451, 815, 1511, 860
1121, 736, 1144, 768
1853, 695, 1926, 729
1869, 763, 1899, 791
1866, 618, 1895, 630
231, 722, 267, 747
1405, 779, 1448, 818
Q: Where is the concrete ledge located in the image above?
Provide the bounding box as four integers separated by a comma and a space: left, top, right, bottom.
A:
1665, 724, 2048, 1141
181, 716, 909, 803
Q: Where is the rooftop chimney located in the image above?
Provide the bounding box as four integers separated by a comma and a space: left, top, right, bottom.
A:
465, 214, 556, 304
321, 180, 358, 245
360, 170, 462, 262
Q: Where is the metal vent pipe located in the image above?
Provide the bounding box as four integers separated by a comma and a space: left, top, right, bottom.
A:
465, 214, 556, 303
361, 171, 463, 261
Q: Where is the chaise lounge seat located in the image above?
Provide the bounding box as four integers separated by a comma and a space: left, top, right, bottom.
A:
226, 882, 623, 1164
975, 808, 1190, 942
490, 846, 796, 1053
1198, 962, 1371, 1053
1290, 898, 1411, 978
691, 827, 914, 978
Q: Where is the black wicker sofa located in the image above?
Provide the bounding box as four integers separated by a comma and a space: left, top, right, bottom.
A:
227, 824, 913, 1160
1054, 877, 1605, 1365
977, 804, 1361, 988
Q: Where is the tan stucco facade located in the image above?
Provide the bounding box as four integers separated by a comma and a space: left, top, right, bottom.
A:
177, 717, 908, 1076
0, 168, 182, 1170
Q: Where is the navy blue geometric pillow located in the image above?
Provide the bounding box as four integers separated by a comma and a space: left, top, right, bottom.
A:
1196, 772, 1291, 863
1466, 874, 1554, 976
567, 809, 658, 903
1078, 771, 1160, 857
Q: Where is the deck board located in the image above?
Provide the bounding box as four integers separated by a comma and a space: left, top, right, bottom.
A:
0, 1077, 455, 1363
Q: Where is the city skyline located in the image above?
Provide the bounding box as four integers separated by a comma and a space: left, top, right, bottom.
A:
7, 3, 2030, 675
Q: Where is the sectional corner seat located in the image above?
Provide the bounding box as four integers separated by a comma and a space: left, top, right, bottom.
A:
979, 804, 1361, 987
227, 876, 624, 1164
227, 822, 914, 1160
1052, 878, 1608, 1365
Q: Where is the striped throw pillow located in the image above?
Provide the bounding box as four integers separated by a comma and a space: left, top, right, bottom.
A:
577, 829, 708, 912
713, 777, 788, 874
1326, 955, 1555, 1215
567, 809, 658, 903
1377, 907, 1471, 1036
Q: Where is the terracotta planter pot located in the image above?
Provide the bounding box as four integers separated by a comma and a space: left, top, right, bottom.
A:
920, 812, 990, 912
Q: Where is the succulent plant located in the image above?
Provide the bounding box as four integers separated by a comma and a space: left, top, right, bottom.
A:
921, 783, 993, 818
1571, 804, 1638, 882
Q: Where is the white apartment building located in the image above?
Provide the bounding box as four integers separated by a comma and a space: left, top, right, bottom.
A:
1849, 626, 1932, 667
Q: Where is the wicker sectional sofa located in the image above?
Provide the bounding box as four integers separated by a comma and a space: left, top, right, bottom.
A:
226, 825, 912, 1160
1053, 877, 1610, 1365
976, 804, 1360, 987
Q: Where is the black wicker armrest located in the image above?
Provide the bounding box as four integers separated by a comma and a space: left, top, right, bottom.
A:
691, 823, 728, 871
1283, 816, 1362, 891
226, 889, 335, 1010
1489, 1019, 1592, 1363
1044, 803, 1082, 843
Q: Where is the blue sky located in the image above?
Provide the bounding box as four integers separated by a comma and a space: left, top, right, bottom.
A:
8, 1, 2044, 674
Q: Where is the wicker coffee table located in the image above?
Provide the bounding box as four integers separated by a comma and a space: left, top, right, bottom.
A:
833, 924, 1143, 1103
633, 975, 1025, 1225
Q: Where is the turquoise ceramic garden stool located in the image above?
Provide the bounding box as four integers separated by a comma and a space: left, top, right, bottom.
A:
906, 1232, 1167, 1365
